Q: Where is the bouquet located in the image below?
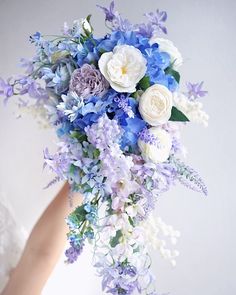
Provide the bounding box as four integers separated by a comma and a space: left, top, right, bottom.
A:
0, 1, 209, 294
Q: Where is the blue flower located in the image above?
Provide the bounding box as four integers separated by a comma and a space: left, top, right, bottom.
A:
76, 38, 102, 66
29, 31, 42, 45
84, 203, 97, 224
120, 116, 146, 151
58, 41, 79, 57
42, 58, 76, 95
111, 96, 146, 151
144, 46, 179, 92
97, 31, 149, 54
56, 121, 72, 137
72, 91, 114, 130
84, 228, 94, 239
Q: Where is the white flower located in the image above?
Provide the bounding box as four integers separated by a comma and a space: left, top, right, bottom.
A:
125, 198, 146, 218
80, 18, 92, 33
173, 92, 209, 127
98, 45, 147, 93
150, 36, 183, 69
100, 225, 117, 243
141, 214, 180, 266
109, 213, 132, 232
138, 127, 172, 163
113, 243, 133, 262
139, 84, 173, 126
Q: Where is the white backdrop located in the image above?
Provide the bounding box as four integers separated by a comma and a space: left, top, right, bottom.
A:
0, 0, 236, 294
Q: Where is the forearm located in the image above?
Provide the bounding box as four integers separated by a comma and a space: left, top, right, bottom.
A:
1, 181, 83, 295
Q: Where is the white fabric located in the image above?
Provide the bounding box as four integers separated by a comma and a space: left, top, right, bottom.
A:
0, 191, 27, 292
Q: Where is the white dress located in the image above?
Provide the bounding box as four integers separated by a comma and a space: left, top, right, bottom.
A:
0, 191, 27, 292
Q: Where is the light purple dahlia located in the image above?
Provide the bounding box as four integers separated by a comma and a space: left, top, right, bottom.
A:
69, 64, 109, 99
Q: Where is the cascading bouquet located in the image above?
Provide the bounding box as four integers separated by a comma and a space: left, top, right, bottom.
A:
0, 1, 209, 294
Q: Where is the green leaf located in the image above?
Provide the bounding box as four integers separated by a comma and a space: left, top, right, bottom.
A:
86, 14, 92, 23
110, 230, 122, 248
169, 106, 189, 122
165, 67, 180, 83
93, 148, 100, 158
72, 205, 87, 223
131, 91, 139, 99
69, 164, 76, 174
138, 76, 150, 91
133, 246, 140, 253
83, 187, 93, 193
128, 216, 135, 227
70, 131, 87, 142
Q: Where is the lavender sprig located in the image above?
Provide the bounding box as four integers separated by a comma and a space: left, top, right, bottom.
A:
171, 157, 208, 196
43, 175, 61, 190
138, 127, 160, 147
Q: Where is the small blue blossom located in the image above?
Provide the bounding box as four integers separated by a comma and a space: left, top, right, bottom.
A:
29, 31, 42, 45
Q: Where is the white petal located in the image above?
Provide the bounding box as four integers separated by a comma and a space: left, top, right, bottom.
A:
98, 52, 113, 82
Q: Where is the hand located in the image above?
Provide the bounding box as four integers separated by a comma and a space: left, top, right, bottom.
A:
1, 181, 83, 295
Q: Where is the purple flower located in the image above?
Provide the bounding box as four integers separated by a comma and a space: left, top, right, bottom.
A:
185, 81, 208, 101
96, 260, 139, 295
144, 9, 168, 34
97, 1, 116, 22
135, 22, 155, 38
122, 265, 137, 277
138, 127, 160, 147
13, 76, 48, 102
85, 114, 122, 150
0, 78, 14, 105
43, 147, 71, 179
97, 1, 133, 32
69, 64, 109, 99
171, 136, 182, 154
65, 240, 84, 264
108, 282, 137, 294
111, 14, 133, 32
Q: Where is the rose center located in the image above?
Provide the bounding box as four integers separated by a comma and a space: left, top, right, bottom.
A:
151, 96, 165, 111
121, 66, 127, 75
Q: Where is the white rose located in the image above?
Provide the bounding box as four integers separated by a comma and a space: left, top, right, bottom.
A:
150, 36, 183, 69
139, 84, 173, 126
138, 127, 172, 163
98, 45, 147, 93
